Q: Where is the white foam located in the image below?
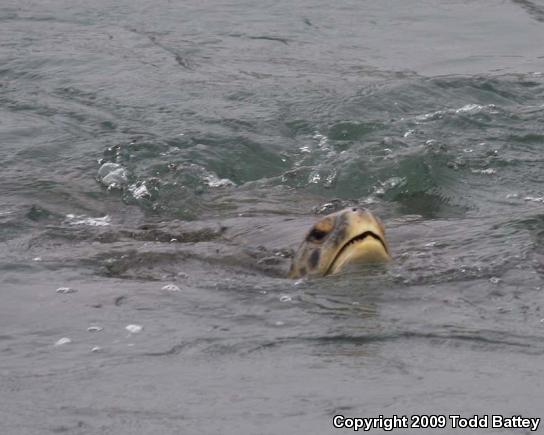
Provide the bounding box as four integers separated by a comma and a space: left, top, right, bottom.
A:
162, 284, 181, 292
416, 104, 497, 122
455, 104, 483, 114
66, 214, 111, 226
374, 177, 405, 196
97, 162, 128, 189
203, 173, 235, 188
524, 196, 544, 203
324, 170, 337, 187
308, 172, 321, 184
471, 168, 496, 175
54, 337, 72, 346
313, 131, 329, 148
125, 324, 143, 334
128, 182, 151, 199
416, 110, 445, 121
56, 287, 77, 294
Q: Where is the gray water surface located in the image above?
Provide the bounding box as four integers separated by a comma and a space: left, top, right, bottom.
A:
1, 1, 544, 434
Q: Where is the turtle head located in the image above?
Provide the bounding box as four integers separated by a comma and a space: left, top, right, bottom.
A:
288, 208, 390, 278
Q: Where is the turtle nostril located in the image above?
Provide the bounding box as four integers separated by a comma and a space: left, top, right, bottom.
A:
352, 207, 368, 214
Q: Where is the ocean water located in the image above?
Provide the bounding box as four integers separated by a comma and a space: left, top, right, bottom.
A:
1, 1, 544, 434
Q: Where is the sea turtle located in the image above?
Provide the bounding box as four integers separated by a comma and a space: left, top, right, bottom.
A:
288, 208, 390, 278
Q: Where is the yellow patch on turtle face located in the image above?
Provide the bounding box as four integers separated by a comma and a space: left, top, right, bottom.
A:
288, 208, 390, 279
304, 216, 334, 244
314, 216, 334, 234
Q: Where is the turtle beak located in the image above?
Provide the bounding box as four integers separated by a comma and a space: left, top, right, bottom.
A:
326, 209, 390, 275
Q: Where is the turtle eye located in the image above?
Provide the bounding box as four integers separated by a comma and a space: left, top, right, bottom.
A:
306, 216, 334, 243
307, 227, 328, 242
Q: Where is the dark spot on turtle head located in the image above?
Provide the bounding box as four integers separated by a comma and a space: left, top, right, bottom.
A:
309, 250, 320, 269
333, 227, 346, 246
330, 214, 348, 245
